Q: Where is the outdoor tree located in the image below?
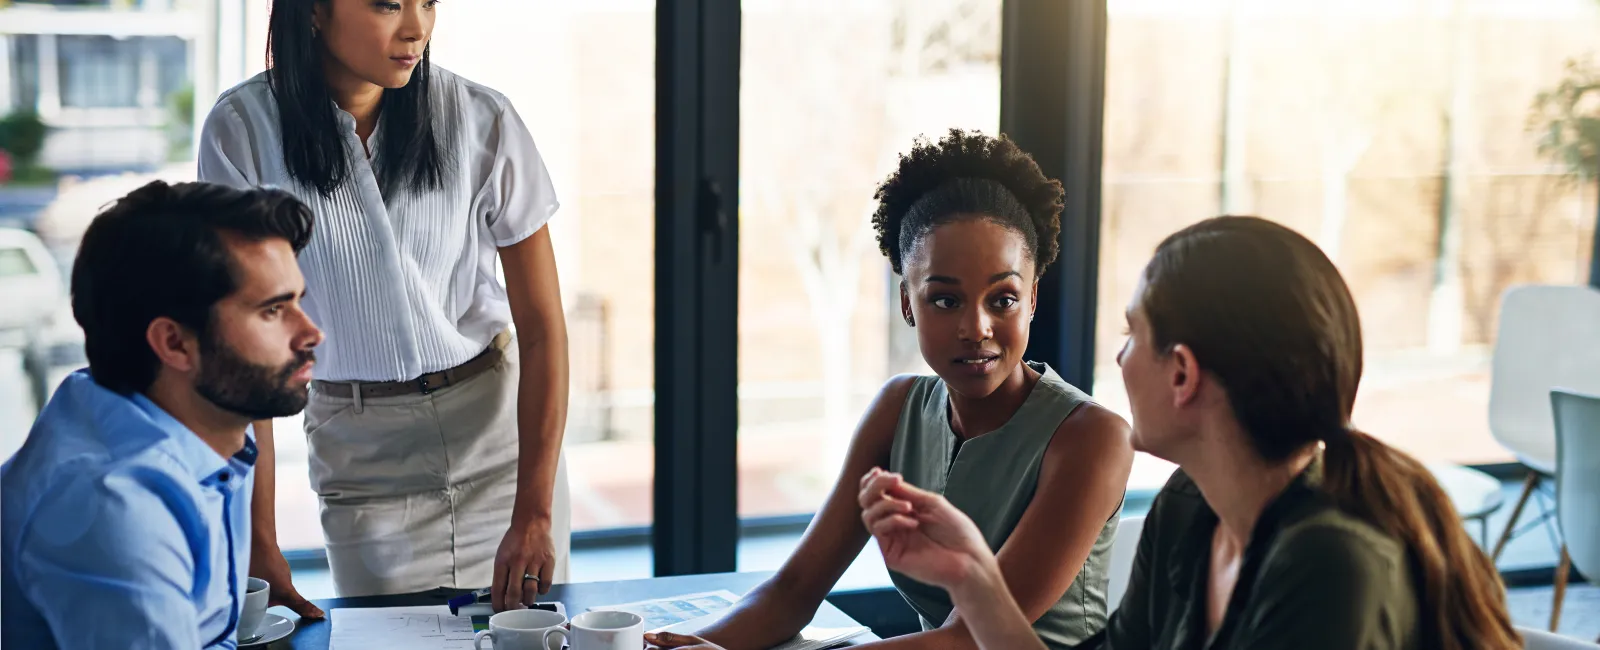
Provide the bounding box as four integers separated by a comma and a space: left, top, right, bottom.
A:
0, 111, 48, 170
1312, 17, 1382, 265
1428, 0, 1475, 353
1217, 0, 1254, 216
743, 0, 999, 470
1529, 57, 1600, 286
742, 1, 894, 469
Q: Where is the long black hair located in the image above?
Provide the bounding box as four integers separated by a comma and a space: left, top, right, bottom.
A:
266, 0, 452, 198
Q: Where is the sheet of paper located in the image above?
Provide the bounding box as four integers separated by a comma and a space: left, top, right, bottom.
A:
659, 613, 868, 650
588, 590, 741, 631
330, 606, 479, 650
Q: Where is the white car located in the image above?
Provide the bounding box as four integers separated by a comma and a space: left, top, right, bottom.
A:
0, 228, 63, 345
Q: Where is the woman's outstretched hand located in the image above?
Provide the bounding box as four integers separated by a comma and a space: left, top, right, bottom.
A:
646, 631, 726, 649
857, 467, 997, 590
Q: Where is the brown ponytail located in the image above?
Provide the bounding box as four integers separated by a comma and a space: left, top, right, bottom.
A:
1322, 430, 1519, 650
1141, 217, 1520, 650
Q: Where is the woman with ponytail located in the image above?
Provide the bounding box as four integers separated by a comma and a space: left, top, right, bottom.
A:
855, 216, 1521, 650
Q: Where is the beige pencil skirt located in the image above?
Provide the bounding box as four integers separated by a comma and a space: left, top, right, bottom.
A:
302, 336, 571, 598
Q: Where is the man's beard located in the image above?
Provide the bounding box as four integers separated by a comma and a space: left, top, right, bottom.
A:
193, 332, 314, 420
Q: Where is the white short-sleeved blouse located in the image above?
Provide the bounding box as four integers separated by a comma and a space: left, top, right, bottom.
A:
198, 66, 558, 382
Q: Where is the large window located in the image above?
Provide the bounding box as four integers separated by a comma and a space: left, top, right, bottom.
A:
433, 0, 658, 538
735, 0, 1000, 572
1094, 0, 1600, 490
6, 0, 1593, 587
1, 0, 658, 569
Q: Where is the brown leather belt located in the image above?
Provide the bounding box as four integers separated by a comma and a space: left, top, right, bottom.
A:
312, 331, 511, 399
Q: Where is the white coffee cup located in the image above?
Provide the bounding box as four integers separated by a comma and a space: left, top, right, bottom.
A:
237, 577, 270, 643
543, 611, 644, 650
474, 609, 569, 650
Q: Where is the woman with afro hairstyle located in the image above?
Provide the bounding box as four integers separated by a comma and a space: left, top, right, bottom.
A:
650, 130, 1134, 650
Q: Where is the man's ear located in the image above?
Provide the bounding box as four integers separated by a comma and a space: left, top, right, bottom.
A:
146, 317, 202, 374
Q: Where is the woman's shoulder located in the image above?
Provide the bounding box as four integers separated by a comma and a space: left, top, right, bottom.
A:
1270, 508, 1408, 572
430, 65, 514, 117
874, 373, 937, 417
1027, 362, 1127, 443
1143, 469, 1208, 529
216, 70, 274, 104
201, 71, 277, 138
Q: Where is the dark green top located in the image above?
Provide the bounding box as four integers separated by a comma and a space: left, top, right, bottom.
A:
889, 363, 1118, 649
1079, 461, 1421, 650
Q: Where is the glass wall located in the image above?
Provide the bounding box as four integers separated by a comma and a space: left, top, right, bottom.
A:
4, 0, 1592, 587
735, 0, 1000, 580
1094, 0, 1600, 490
0, 1, 658, 570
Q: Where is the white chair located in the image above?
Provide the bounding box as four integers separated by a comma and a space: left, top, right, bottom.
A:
1551, 388, 1600, 640
1520, 626, 1600, 649
1489, 285, 1600, 561
1107, 515, 1145, 612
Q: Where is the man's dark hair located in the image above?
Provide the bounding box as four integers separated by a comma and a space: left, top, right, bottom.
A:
71, 180, 314, 395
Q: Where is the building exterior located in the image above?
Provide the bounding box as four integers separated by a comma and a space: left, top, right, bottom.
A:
0, 0, 259, 174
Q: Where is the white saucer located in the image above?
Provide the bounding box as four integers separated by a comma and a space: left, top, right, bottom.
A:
239, 613, 296, 647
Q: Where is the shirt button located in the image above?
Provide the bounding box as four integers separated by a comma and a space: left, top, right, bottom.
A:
220, 472, 231, 482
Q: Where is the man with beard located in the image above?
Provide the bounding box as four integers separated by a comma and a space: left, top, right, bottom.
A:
1, 180, 322, 649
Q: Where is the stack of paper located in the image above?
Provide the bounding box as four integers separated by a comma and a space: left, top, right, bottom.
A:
330, 606, 477, 650
589, 590, 742, 631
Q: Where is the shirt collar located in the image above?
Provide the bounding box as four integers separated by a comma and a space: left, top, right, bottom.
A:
1168, 455, 1327, 588
126, 389, 259, 486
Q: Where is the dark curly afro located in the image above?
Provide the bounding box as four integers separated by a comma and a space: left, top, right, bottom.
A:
871, 128, 1064, 276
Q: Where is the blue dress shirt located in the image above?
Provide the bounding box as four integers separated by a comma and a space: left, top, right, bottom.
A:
2, 370, 256, 649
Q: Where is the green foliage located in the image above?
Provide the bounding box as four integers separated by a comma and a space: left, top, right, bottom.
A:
170, 85, 195, 130
1529, 58, 1600, 180
0, 111, 48, 166
7, 164, 57, 187
167, 85, 196, 162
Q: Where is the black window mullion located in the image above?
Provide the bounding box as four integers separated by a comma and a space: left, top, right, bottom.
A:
1003, 0, 1108, 392
654, 0, 741, 577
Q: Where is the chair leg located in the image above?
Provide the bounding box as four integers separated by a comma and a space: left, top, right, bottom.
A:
1550, 545, 1570, 632
1493, 473, 1541, 561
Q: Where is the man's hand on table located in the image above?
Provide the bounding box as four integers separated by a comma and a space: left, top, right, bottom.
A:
250, 540, 325, 619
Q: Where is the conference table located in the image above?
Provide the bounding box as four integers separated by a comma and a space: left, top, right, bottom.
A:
280, 571, 879, 649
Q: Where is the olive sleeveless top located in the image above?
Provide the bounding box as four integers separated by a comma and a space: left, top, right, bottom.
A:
887, 362, 1119, 648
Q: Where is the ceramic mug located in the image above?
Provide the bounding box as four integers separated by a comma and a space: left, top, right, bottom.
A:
542, 611, 644, 650
236, 578, 270, 643
474, 608, 570, 650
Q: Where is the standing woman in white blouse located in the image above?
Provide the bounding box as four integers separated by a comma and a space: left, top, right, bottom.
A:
197, 0, 571, 614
